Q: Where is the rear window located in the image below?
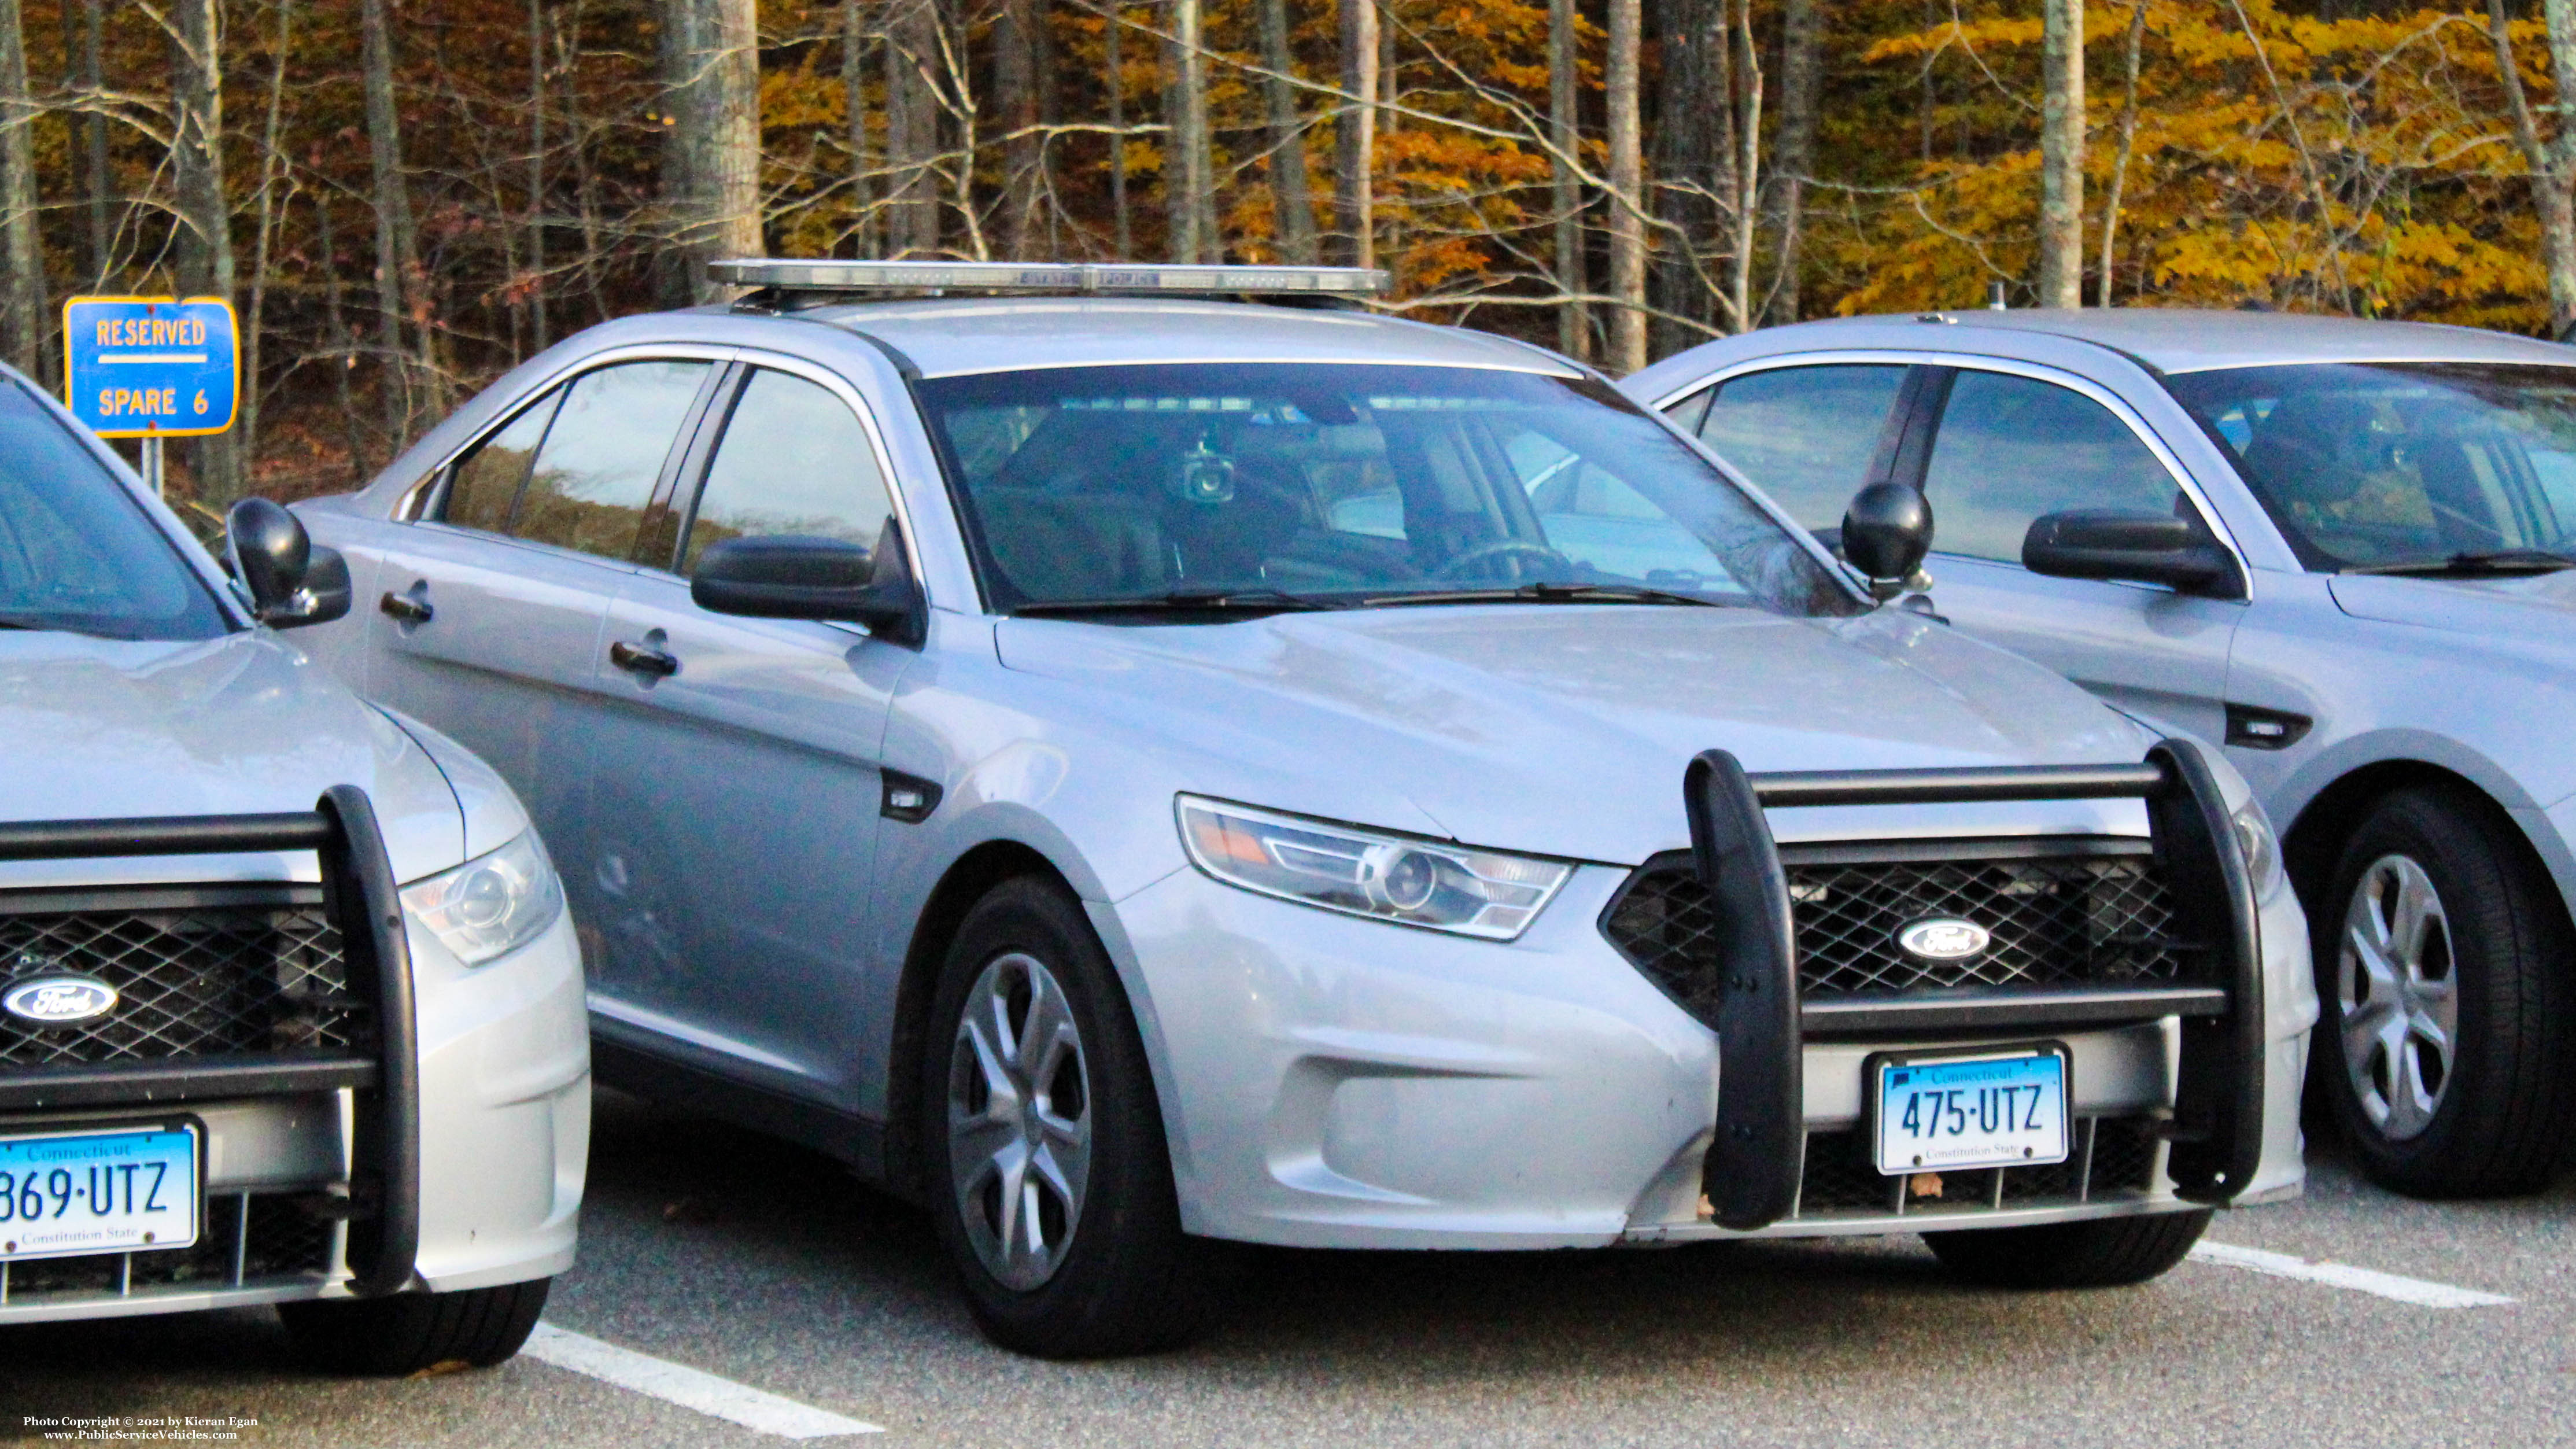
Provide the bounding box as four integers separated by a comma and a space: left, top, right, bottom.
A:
0, 383, 229, 640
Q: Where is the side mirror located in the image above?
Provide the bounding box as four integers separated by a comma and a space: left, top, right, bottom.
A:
2023, 509, 2234, 594
1840, 481, 1935, 602
224, 497, 352, 628
692, 521, 924, 646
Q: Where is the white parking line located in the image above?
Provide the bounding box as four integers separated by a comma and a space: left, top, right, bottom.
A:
2190, 1241, 2516, 1308
522, 1322, 884, 1439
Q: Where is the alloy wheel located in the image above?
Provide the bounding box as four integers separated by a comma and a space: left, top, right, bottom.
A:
947, 951, 1093, 1291
2338, 853, 2460, 1140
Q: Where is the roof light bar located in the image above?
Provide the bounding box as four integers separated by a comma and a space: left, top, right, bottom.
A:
708, 258, 1390, 297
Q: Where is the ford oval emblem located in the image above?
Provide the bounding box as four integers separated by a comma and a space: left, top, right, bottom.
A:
2, 975, 120, 1026
1896, 918, 1990, 961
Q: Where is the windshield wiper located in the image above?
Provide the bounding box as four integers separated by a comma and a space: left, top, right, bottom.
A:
2344, 550, 2576, 577
1361, 581, 1731, 609
1011, 588, 1349, 618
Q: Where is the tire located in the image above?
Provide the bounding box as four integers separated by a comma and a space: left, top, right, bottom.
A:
279, 1278, 551, 1376
1924, 1210, 2209, 1289
920, 876, 1228, 1358
2311, 787, 2576, 1197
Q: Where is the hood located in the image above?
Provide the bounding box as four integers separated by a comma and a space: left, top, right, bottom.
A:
2329, 569, 2576, 637
997, 604, 2160, 863
0, 631, 468, 889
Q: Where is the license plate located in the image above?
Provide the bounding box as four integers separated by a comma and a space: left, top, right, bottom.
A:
0, 1126, 200, 1260
1873, 1048, 2069, 1174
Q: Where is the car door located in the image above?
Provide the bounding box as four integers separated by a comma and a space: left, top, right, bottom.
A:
363, 354, 725, 882
1681, 361, 1929, 535
584, 357, 913, 1108
1909, 364, 2247, 743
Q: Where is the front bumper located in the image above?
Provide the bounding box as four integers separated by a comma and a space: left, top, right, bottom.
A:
1102, 755, 2312, 1252
0, 798, 586, 1324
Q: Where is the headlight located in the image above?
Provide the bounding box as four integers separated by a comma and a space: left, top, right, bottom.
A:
1176, 795, 1572, 940
399, 831, 565, 966
2231, 798, 2286, 902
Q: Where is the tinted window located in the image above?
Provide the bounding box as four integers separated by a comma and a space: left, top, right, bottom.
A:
682, 369, 894, 573
0, 382, 228, 639
1693, 365, 1909, 529
441, 389, 560, 534
918, 362, 1860, 617
1922, 371, 2184, 563
2165, 362, 2576, 570
514, 360, 711, 560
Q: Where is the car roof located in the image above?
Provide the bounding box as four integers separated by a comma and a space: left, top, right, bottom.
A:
750, 296, 1582, 379
1761, 307, 2576, 375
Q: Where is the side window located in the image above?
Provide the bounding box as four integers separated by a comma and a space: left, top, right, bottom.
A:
440, 390, 561, 534
1922, 370, 2186, 565
681, 367, 894, 574
1691, 364, 1910, 529
513, 359, 713, 560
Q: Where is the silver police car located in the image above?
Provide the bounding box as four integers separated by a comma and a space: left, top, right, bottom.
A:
1628, 308, 2576, 1200
294, 263, 2313, 1357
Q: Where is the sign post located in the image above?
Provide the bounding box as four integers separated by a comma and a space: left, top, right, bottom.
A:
61, 296, 241, 496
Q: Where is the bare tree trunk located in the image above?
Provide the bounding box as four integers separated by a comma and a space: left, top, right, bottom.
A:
1108, 6, 1130, 256
663, 0, 761, 298
361, 0, 421, 449
312, 190, 360, 482
998, 0, 1040, 254
244, 0, 294, 471
529, 0, 550, 345
1335, 0, 1376, 268
1258, 0, 1317, 262
171, 0, 242, 501
2036, 0, 2083, 308
885, 0, 940, 253
1165, 0, 1214, 261
842, 0, 873, 256
2097, 0, 2142, 307
75, 0, 111, 282
1652, 0, 1728, 352
1606, 0, 1645, 371
1549, 0, 1584, 357
1764, 0, 1820, 324
1726, 0, 1759, 333
0, 0, 42, 379
2520, 0, 2576, 335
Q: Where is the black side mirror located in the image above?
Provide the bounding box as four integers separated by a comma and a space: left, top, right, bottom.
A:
1840, 481, 1935, 601
692, 520, 924, 646
2023, 509, 2234, 594
224, 497, 352, 628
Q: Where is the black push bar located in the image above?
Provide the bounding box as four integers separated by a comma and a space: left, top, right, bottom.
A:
0, 790, 420, 1297
1684, 742, 2265, 1232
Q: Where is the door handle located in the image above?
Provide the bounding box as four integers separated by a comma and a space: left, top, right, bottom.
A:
378, 590, 433, 624
610, 640, 680, 679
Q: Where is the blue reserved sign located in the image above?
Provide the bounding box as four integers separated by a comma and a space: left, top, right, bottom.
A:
62, 296, 239, 438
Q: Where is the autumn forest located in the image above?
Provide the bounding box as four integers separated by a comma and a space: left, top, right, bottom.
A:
0, 0, 2571, 502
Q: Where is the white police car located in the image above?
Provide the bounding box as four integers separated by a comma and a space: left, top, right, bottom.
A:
293, 261, 2313, 1357
0, 366, 586, 1373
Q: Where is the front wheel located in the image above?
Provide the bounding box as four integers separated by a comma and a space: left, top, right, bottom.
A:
2311, 787, 2576, 1197
278, 1278, 551, 1376
921, 876, 1229, 1358
1924, 1210, 2209, 1289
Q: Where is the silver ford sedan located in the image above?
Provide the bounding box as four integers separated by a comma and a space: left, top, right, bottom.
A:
1627, 308, 2576, 1200
293, 263, 2314, 1357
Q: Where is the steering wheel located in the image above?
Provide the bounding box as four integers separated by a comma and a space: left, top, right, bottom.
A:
1433, 540, 1573, 581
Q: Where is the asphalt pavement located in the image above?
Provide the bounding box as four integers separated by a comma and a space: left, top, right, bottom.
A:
4, 1087, 2568, 1448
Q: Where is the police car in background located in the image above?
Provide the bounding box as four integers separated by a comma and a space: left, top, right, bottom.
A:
1627, 309, 2576, 1200
0, 366, 586, 1371
290, 261, 2313, 1358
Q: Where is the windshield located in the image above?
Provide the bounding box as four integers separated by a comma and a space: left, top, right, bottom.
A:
916, 363, 1862, 617
2166, 362, 2576, 572
0, 382, 229, 640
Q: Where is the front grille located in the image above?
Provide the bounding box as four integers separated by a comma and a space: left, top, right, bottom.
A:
0, 892, 367, 1069
1785, 1116, 2165, 1219
1601, 842, 2193, 1020
0, 1190, 341, 1304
